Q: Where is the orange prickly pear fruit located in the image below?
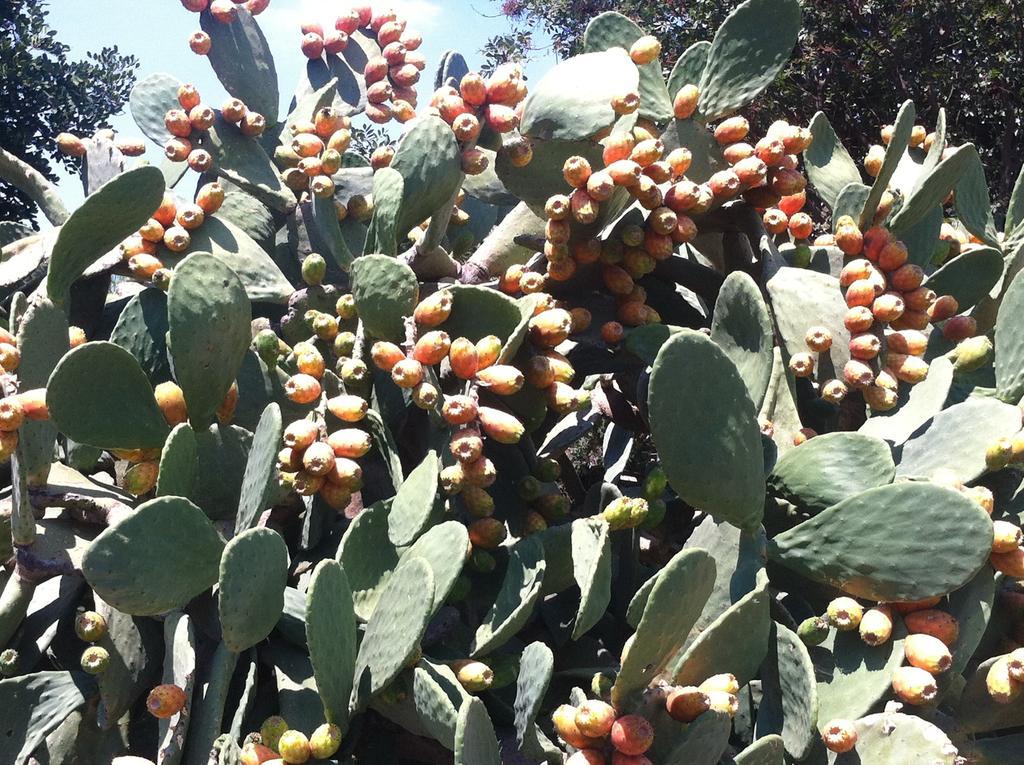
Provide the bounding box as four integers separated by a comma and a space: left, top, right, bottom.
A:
574, 699, 616, 738
284, 374, 321, 404
821, 719, 858, 754
552, 704, 602, 750
146, 684, 187, 719
477, 406, 524, 444
413, 330, 451, 366
859, 605, 894, 646
992, 520, 1023, 553
154, 381, 188, 426
449, 337, 479, 379
468, 517, 506, 549
673, 84, 699, 120
903, 610, 959, 646
891, 665, 938, 705
986, 655, 1023, 704
665, 686, 710, 723
123, 460, 159, 496
326, 428, 371, 459
610, 714, 654, 756
904, 633, 953, 676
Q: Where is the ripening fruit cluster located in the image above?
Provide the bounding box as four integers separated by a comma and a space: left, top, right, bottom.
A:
427, 63, 533, 176
55, 129, 145, 159
121, 183, 225, 286
799, 594, 971, 710
243, 716, 341, 764
164, 83, 265, 171
278, 407, 370, 510
0, 326, 52, 463
553, 699, 655, 763
178, 0, 271, 55
864, 121, 936, 179
788, 221, 972, 413
297, 6, 426, 126
275, 106, 352, 201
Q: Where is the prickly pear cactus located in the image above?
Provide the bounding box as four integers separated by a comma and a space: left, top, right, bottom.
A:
2, 1, 1024, 763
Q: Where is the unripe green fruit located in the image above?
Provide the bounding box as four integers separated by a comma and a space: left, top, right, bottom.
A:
639, 498, 666, 530
254, 329, 281, 366
532, 456, 561, 482
643, 466, 668, 500
950, 335, 993, 374
797, 616, 830, 646
309, 723, 342, 759
986, 437, 1013, 471
81, 645, 111, 675
301, 253, 327, 286
470, 549, 496, 573
534, 492, 569, 521
260, 716, 289, 751
517, 475, 543, 501
446, 575, 472, 603
75, 610, 108, 642
591, 671, 614, 700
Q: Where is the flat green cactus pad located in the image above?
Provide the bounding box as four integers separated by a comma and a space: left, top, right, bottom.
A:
769, 432, 895, 514
860, 100, 915, 228
351, 254, 419, 342
199, 7, 278, 123
513, 641, 554, 747
472, 536, 546, 657
219, 527, 288, 653
570, 517, 612, 639
923, 246, 1003, 310
613, 547, 716, 706
46, 165, 165, 304
235, 403, 282, 532
735, 735, 785, 765
306, 560, 357, 730
454, 697, 500, 765
336, 501, 400, 621
996, 269, 1024, 403
389, 115, 462, 237
403, 520, 470, 611
667, 40, 711, 99
756, 623, 818, 760
47, 341, 170, 450
520, 49, 639, 142
110, 288, 172, 384
698, 0, 801, 122
710, 271, 774, 409
769, 482, 993, 601
156, 423, 198, 498
662, 709, 732, 765
804, 112, 861, 209
412, 662, 469, 750
388, 450, 439, 547
0, 671, 92, 764
129, 72, 181, 145
649, 330, 765, 531
440, 285, 522, 345
167, 252, 252, 430
833, 712, 957, 764
82, 496, 224, 616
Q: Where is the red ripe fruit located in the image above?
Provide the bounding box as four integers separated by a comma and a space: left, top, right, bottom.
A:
942, 315, 977, 342
788, 212, 813, 240
301, 32, 325, 59
777, 190, 806, 216
849, 333, 881, 360
610, 715, 654, 756
890, 264, 925, 292
147, 684, 187, 719
927, 295, 959, 323
878, 240, 909, 271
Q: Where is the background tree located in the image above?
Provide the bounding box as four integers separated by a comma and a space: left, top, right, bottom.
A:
491, 0, 1024, 220
0, 0, 138, 228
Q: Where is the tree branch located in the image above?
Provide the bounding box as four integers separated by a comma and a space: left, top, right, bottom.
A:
0, 148, 70, 226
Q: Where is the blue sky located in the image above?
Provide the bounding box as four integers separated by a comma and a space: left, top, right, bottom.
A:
45, 0, 555, 213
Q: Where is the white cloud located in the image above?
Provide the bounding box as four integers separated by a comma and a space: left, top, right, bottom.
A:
260, 0, 442, 33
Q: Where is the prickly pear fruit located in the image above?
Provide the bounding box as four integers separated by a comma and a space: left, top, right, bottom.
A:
891, 665, 937, 705
904, 633, 952, 674
75, 610, 108, 642
552, 704, 602, 750
277, 729, 311, 764
477, 406, 524, 444
821, 719, 858, 753
986, 655, 1023, 704
798, 616, 831, 646
80, 645, 110, 675
610, 715, 654, 755
451, 659, 494, 692
903, 610, 959, 646
0, 648, 17, 677
665, 686, 710, 723
601, 496, 649, 530
575, 699, 616, 738
826, 597, 863, 631
859, 605, 893, 646
992, 520, 1023, 554
260, 716, 289, 751
146, 684, 187, 719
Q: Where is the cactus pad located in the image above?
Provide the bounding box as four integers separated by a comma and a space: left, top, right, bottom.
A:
670, 569, 770, 687
613, 548, 716, 706
388, 450, 439, 547
859, 356, 954, 443
514, 641, 554, 746
996, 270, 1024, 403
770, 483, 993, 601
890, 144, 977, 234
667, 40, 711, 99
199, 8, 278, 123
472, 536, 546, 656
109, 288, 172, 384
351, 556, 433, 708
389, 115, 462, 237
520, 49, 639, 141
351, 254, 419, 342
698, 0, 801, 122
583, 12, 673, 125
896, 397, 1022, 482
403, 521, 470, 610
412, 662, 468, 749
735, 735, 785, 765
440, 285, 522, 345
168, 253, 252, 430
82, 496, 224, 615
804, 112, 861, 209
649, 330, 765, 531
47, 342, 170, 449
860, 100, 915, 227
570, 518, 612, 639
454, 697, 500, 765
833, 712, 957, 763
768, 432, 895, 514
923, 247, 1003, 310
129, 73, 181, 145
662, 709, 732, 765
46, 166, 164, 303
235, 403, 282, 532
306, 560, 356, 729
0, 671, 92, 764
710, 271, 774, 408
336, 501, 400, 621
205, 117, 293, 214
218, 527, 288, 653
156, 423, 198, 498
756, 623, 818, 761
767, 267, 851, 376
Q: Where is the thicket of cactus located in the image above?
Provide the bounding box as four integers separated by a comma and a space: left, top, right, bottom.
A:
2, 0, 1024, 763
